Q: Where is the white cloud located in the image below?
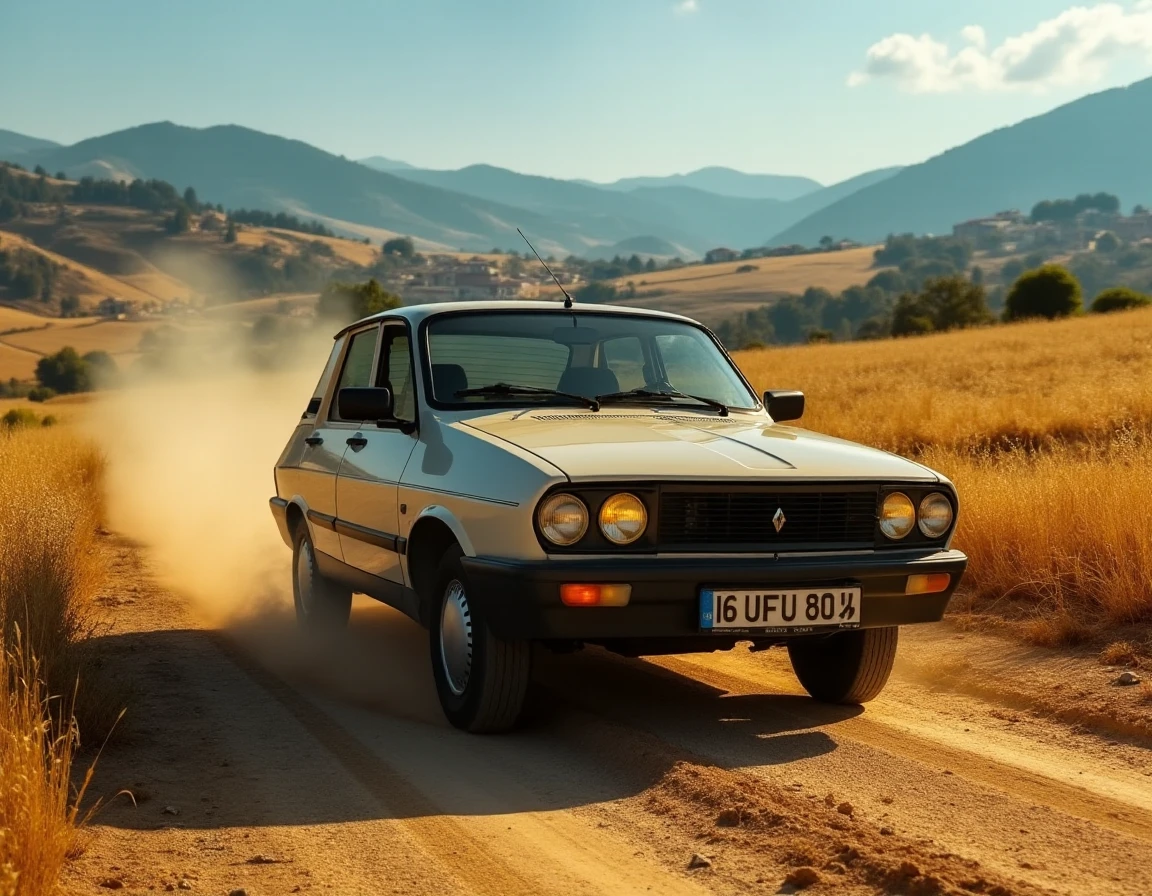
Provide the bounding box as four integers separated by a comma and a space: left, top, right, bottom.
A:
849, 2, 1152, 92
674, 0, 699, 15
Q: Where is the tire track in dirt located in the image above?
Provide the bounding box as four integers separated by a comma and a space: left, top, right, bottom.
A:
656, 653, 1152, 844
213, 630, 711, 896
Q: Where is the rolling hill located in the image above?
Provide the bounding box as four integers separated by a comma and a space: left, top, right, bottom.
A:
771, 76, 1152, 246
12, 124, 609, 257
594, 166, 822, 201
0, 128, 59, 159
358, 155, 416, 172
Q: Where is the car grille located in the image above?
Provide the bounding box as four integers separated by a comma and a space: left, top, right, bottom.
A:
659, 489, 878, 550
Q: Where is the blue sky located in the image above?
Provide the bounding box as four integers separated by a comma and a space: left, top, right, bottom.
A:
2, 0, 1151, 184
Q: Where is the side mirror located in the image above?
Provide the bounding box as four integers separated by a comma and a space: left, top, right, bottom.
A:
338, 386, 394, 423
764, 390, 804, 423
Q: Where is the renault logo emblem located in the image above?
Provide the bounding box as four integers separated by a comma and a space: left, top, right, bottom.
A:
772, 507, 786, 533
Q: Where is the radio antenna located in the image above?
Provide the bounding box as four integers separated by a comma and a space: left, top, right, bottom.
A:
517, 227, 573, 309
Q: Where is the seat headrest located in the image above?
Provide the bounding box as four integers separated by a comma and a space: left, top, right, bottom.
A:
432, 363, 469, 400
556, 366, 620, 399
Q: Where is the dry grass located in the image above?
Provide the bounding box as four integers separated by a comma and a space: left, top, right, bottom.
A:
0, 425, 114, 894
0, 640, 93, 896
734, 308, 1152, 456
1, 321, 156, 359
732, 306, 1152, 640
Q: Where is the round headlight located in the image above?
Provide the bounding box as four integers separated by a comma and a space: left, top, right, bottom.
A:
880, 492, 915, 540
599, 493, 648, 545
538, 493, 589, 546
918, 492, 954, 538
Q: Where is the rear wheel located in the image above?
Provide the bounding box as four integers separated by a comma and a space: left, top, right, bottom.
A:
292, 523, 352, 634
787, 626, 898, 704
429, 546, 530, 732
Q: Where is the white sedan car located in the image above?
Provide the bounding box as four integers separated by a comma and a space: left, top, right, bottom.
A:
270, 301, 967, 732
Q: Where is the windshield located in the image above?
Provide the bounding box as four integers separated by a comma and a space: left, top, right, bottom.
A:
424, 311, 758, 410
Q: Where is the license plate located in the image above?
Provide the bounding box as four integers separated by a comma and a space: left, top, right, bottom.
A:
699, 587, 861, 633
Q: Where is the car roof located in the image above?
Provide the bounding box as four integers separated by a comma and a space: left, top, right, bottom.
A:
334, 300, 700, 338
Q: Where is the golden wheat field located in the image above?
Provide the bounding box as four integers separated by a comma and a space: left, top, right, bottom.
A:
735, 306, 1152, 640
0, 423, 107, 896
607, 246, 881, 322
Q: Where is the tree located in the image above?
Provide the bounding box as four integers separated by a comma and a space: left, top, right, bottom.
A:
1095, 231, 1120, 253
224, 220, 238, 243
819, 236, 834, 250
82, 350, 117, 385
866, 269, 906, 294
183, 186, 199, 210
59, 295, 81, 317
644, 257, 657, 273
1135, 204, 1149, 216
891, 275, 991, 337
35, 347, 91, 393
1091, 287, 1151, 314
317, 278, 402, 323
1003, 265, 1083, 321
572, 281, 618, 304
55, 171, 67, 181
165, 206, 190, 235
970, 265, 984, 286
33, 165, 47, 176
382, 236, 415, 258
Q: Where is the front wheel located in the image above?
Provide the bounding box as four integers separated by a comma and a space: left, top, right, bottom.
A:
787, 626, 898, 704
429, 546, 531, 733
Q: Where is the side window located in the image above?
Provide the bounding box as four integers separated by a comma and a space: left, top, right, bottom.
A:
601, 336, 647, 391
305, 335, 345, 417
377, 325, 416, 422
332, 326, 380, 419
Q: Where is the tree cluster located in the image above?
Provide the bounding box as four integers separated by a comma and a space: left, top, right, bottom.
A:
0, 244, 60, 302
227, 208, 335, 238
316, 278, 402, 323
1030, 193, 1120, 223
34, 346, 117, 394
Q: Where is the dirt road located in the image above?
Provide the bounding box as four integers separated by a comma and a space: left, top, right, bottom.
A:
65, 537, 1152, 896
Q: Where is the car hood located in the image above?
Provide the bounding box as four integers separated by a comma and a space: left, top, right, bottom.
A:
457, 409, 937, 482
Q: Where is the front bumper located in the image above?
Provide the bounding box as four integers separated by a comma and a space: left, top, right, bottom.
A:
462, 549, 967, 644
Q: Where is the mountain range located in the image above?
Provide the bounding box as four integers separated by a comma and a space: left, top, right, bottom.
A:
5, 75, 1151, 257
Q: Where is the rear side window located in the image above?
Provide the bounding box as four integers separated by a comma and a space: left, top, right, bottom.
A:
601, 336, 646, 392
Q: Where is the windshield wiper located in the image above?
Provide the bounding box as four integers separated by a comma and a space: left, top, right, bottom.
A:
455, 382, 600, 411
595, 387, 729, 417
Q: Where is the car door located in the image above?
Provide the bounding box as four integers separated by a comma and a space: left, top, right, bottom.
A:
276, 333, 355, 560
335, 320, 419, 584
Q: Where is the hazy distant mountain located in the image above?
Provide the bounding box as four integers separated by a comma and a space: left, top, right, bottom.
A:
16, 123, 611, 255
0, 128, 59, 159
583, 235, 683, 260
771, 76, 1152, 246
596, 167, 823, 201
358, 155, 415, 172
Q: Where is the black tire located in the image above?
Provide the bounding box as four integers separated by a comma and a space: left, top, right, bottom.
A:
787, 626, 898, 704
292, 522, 352, 634
428, 545, 530, 733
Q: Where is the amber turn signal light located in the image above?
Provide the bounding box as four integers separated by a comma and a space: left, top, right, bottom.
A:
905, 573, 951, 595
560, 584, 632, 607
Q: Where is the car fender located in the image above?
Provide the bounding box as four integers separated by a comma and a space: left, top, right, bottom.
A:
407, 504, 476, 557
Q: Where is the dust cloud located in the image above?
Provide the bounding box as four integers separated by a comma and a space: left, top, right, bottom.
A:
84, 315, 330, 625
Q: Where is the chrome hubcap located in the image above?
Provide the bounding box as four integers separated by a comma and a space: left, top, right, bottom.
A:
296, 539, 316, 617
439, 580, 473, 696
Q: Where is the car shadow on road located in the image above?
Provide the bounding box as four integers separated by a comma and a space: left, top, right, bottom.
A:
80, 600, 861, 832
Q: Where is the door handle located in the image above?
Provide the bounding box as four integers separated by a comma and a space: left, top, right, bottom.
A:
304, 435, 323, 446
346, 435, 368, 449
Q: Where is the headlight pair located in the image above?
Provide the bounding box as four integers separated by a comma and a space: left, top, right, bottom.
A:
538, 492, 647, 547
880, 491, 953, 540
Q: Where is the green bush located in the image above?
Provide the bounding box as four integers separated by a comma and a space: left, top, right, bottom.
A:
27, 387, 57, 403
1, 408, 39, 430
1091, 286, 1152, 314
1003, 265, 1083, 321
